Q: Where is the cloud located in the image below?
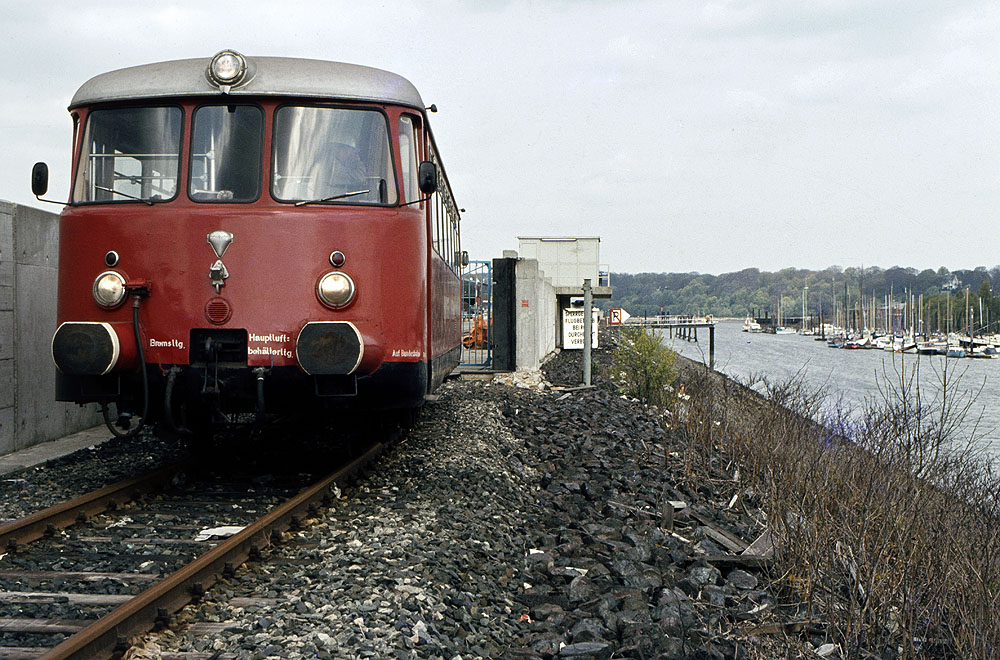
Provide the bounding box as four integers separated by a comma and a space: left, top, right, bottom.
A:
1, 1, 998, 275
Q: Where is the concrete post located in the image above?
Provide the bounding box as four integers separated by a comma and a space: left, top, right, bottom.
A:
583, 278, 592, 386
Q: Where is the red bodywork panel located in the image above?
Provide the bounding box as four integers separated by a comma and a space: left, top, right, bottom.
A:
56, 204, 429, 373
429, 257, 461, 371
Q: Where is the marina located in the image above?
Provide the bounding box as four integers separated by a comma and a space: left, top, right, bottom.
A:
742, 284, 1000, 358
669, 319, 1000, 455
749, 322, 1000, 358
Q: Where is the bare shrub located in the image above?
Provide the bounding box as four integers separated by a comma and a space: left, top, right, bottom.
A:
665, 352, 1000, 659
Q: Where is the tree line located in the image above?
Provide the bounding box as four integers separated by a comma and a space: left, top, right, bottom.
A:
609, 265, 1000, 334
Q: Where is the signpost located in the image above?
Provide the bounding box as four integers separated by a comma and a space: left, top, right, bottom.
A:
583, 279, 592, 386
608, 308, 631, 326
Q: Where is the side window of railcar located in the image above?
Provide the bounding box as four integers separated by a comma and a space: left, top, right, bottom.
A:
445, 199, 452, 269
431, 147, 442, 255
427, 145, 460, 275
434, 193, 442, 254
272, 106, 398, 205
449, 202, 458, 270
73, 107, 182, 203
398, 116, 420, 204
450, 202, 461, 270
189, 105, 264, 202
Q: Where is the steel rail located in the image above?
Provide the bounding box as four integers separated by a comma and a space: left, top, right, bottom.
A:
39, 441, 385, 660
0, 462, 191, 550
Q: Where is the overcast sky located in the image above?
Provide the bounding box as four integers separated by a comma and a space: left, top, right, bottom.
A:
2, 1, 997, 275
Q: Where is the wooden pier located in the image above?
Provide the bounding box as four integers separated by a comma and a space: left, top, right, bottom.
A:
622, 315, 716, 370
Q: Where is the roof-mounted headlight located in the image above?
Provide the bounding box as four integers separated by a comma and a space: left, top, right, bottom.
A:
207, 50, 249, 92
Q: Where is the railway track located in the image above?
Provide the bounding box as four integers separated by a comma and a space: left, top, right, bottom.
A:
0, 439, 385, 659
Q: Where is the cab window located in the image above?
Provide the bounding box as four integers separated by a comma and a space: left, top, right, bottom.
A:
399, 115, 420, 204
73, 106, 182, 203
189, 105, 263, 202
272, 106, 397, 205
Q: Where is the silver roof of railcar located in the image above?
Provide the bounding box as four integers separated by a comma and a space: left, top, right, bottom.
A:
69, 55, 424, 109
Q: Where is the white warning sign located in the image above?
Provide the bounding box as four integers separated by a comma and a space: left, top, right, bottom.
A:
562, 307, 600, 349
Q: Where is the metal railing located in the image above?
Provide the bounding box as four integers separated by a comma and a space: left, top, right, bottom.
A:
460, 260, 493, 367
624, 315, 715, 326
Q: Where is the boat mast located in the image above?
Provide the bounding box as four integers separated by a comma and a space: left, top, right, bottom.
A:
801, 287, 807, 332
859, 266, 864, 333
889, 284, 896, 335
947, 290, 951, 335
967, 287, 971, 344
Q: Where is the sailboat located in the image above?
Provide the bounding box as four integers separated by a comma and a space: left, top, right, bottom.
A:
775, 299, 795, 334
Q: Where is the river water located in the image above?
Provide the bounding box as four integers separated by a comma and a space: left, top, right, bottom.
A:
666, 320, 1000, 455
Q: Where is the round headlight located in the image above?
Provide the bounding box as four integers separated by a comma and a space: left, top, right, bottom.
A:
317, 272, 355, 308
93, 271, 126, 308
208, 50, 247, 86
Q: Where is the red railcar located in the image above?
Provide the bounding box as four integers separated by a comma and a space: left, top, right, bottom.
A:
34, 51, 463, 438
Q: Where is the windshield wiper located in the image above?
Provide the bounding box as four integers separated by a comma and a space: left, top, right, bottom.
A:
294, 189, 370, 207
95, 185, 156, 206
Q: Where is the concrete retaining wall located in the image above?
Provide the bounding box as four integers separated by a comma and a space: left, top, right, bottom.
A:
0, 201, 100, 455
514, 258, 558, 371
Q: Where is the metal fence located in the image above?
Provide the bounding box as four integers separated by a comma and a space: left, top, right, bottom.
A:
460, 260, 493, 367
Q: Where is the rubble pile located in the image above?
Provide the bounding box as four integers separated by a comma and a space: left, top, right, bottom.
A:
498, 375, 798, 658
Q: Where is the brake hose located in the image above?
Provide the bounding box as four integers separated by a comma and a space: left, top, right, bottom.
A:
103, 295, 149, 439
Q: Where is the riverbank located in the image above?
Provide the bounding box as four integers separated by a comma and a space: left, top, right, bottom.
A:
628, 326, 1000, 659
671, 319, 1000, 454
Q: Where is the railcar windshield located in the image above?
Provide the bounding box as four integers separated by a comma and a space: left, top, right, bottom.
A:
271, 106, 397, 205
73, 106, 182, 203
189, 105, 264, 202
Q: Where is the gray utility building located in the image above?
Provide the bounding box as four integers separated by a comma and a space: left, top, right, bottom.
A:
518, 237, 612, 351
489, 237, 611, 372
517, 237, 611, 293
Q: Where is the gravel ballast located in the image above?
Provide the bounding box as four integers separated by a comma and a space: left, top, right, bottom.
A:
0, 433, 185, 521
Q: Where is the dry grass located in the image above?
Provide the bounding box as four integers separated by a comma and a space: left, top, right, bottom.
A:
667, 355, 1000, 659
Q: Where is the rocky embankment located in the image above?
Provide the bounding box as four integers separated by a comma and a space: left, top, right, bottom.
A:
499, 347, 809, 659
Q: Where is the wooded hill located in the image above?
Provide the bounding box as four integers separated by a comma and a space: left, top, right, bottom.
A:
609, 265, 1000, 332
